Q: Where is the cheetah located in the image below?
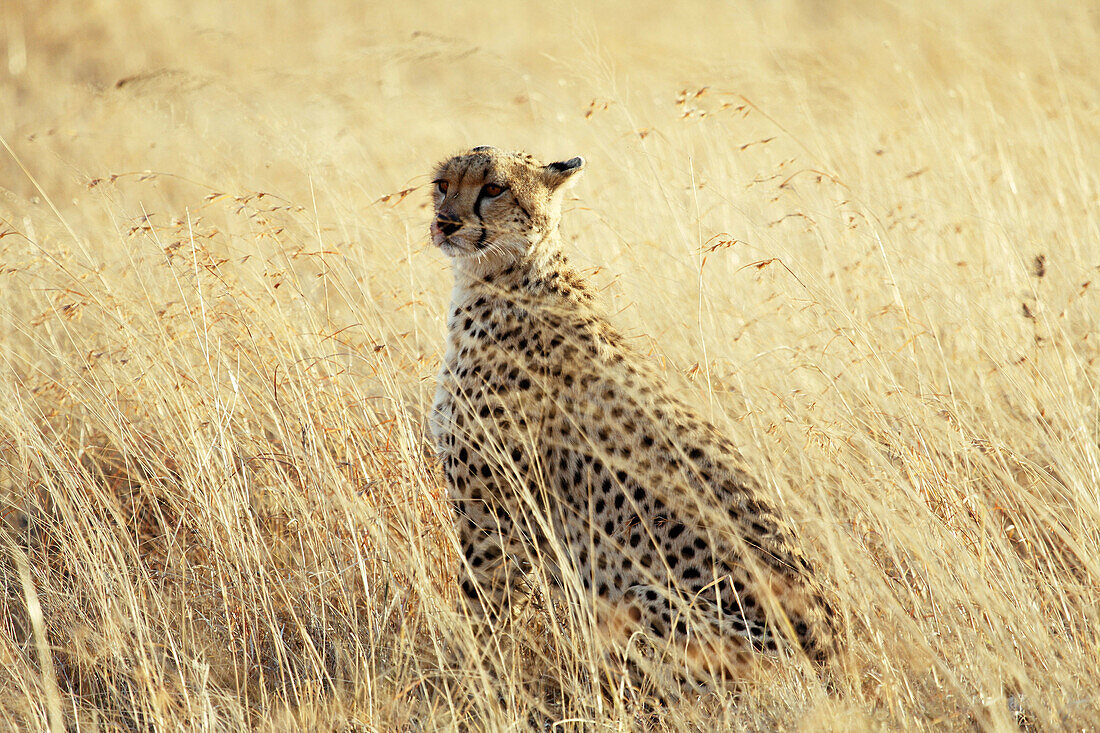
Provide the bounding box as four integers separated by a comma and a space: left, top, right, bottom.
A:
428, 146, 837, 688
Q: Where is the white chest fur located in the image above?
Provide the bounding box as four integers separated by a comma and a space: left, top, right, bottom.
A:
429, 283, 469, 456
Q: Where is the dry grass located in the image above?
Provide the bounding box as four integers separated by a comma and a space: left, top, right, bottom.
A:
1, 1, 1098, 730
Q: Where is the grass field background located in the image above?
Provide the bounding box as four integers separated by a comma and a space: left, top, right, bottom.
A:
1, 1, 1098, 730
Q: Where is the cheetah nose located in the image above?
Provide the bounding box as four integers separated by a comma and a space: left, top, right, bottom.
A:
437, 214, 463, 236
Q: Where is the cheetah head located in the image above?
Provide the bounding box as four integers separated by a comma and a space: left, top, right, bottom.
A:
430, 147, 584, 272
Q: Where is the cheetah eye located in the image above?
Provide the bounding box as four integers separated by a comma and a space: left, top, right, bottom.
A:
482, 183, 505, 198
434, 179, 449, 195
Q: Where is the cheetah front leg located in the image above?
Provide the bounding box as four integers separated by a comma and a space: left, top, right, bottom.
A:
455, 508, 529, 626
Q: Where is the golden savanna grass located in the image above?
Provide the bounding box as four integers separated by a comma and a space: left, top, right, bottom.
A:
1, 1, 1097, 730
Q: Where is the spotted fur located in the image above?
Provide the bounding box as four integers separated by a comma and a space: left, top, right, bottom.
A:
429, 147, 837, 685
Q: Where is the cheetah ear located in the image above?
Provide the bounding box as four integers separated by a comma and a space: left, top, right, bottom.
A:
542, 156, 586, 190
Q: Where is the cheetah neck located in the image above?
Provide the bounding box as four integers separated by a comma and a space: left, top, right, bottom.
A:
448, 233, 579, 308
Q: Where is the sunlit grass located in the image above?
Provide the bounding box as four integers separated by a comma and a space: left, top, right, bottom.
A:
0, 1, 1097, 729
